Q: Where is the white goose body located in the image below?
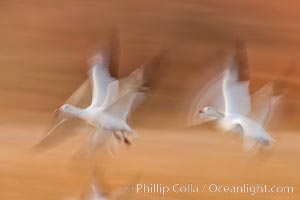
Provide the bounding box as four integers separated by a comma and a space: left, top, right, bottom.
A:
219, 114, 274, 145
32, 36, 166, 153
70, 106, 131, 132
54, 53, 142, 148
197, 40, 286, 150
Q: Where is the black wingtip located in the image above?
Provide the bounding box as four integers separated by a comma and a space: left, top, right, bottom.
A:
234, 38, 246, 49
102, 28, 120, 78
229, 38, 250, 82
88, 28, 120, 77
137, 48, 167, 85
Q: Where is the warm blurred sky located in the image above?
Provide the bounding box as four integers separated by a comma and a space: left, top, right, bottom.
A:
0, 1, 300, 200
0, 0, 299, 126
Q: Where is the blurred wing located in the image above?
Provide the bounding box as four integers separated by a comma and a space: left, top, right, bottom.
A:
88, 56, 117, 108
250, 83, 281, 127
223, 40, 251, 116
105, 136, 122, 157
103, 28, 120, 78
104, 91, 144, 120
128, 92, 147, 115
31, 33, 120, 153
272, 61, 295, 96
88, 33, 120, 108
83, 183, 108, 200
65, 79, 92, 108
187, 72, 225, 126
70, 128, 111, 162
125, 49, 167, 87
101, 49, 165, 115
250, 62, 294, 127
101, 80, 147, 113
110, 49, 166, 102
89, 128, 112, 151
31, 118, 92, 152
261, 96, 282, 128
100, 80, 121, 110
30, 70, 91, 152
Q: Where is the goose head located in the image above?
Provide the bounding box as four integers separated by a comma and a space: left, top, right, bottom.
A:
199, 106, 224, 119
53, 104, 80, 117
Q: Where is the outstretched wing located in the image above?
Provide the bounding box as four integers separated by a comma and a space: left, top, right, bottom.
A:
89, 128, 112, 151
104, 49, 166, 107
30, 35, 120, 152
65, 79, 92, 107
82, 183, 108, 200
123, 49, 167, 87
187, 72, 225, 127
223, 40, 251, 116
88, 34, 119, 108
250, 62, 295, 127
104, 90, 145, 120
30, 118, 92, 152
250, 83, 280, 128
29, 77, 94, 152
88, 62, 116, 108
65, 29, 120, 108
101, 49, 166, 119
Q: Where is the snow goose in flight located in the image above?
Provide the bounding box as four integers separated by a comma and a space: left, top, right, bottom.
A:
197, 40, 292, 150
32, 36, 166, 153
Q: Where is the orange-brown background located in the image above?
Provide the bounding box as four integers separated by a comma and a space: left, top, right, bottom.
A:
0, 0, 299, 199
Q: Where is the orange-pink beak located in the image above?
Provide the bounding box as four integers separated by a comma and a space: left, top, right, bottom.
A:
52, 108, 60, 117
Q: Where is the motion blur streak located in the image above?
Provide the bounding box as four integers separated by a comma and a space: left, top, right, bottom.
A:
0, 0, 299, 200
